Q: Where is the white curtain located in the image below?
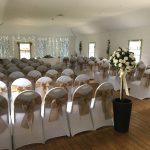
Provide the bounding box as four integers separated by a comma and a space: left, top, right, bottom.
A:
0, 36, 10, 58
37, 36, 69, 57
0, 35, 70, 58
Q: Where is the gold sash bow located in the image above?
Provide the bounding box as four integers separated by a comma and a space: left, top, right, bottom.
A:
36, 82, 50, 100
143, 73, 150, 88
89, 63, 95, 71
110, 67, 117, 76
0, 100, 8, 134
136, 68, 145, 80
12, 85, 32, 93
48, 97, 67, 122
57, 81, 73, 91
21, 100, 35, 129
74, 80, 89, 87
15, 94, 41, 130
0, 87, 7, 95
74, 92, 92, 116
102, 67, 109, 79
127, 69, 135, 81
96, 89, 113, 119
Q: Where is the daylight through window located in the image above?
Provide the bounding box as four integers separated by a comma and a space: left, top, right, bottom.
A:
19, 42, 31, 59
128, 40, 142, 63
88, 42, 95, 57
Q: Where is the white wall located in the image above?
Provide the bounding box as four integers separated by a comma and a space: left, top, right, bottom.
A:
109, 26, 150, 65
75, 32, 110, 58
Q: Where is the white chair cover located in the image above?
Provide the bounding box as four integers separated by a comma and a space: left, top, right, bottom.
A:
62, 68, 74, 77
134, 63, 146, 80
12, 91, 44, 149
0, 81, 8, 100
68, 84, 94, 136
56, 75, 73, 102
56, 75, 73, 84
22, 66, 34, 74
6, 63, 16, 69
30, 62, 40, 69
90, 82, 114, 130
0, 72, 7, 83
0, 95, 12, 150
8, 67, 20, 74
35, 76, 53, 102
0, 67, 8, 75
36, 65, 48, 75
11, 78, 32, 102
9, 71, 25, 82
88, 61, 95, 79
46, 69, 58, 80
43, 87, 70, 141
27, 70, 42, 89
107, 75, 120, 91
74, 74, 90, 85
130, 69, 150, 99
17, 63, 28, 69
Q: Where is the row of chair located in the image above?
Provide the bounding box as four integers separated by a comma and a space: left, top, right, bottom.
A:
0, 77, 114, 150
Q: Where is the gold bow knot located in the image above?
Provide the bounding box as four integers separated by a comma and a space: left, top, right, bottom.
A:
21, 100, 35, 129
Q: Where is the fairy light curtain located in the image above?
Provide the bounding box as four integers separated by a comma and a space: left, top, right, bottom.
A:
0, 36, 10, 58
0, 35, 70, 58
36, 36, 69, 57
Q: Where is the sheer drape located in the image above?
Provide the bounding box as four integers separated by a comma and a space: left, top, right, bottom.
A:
0, 35, 70, 58
37, 37, 69, 57
0, 36, 10, 58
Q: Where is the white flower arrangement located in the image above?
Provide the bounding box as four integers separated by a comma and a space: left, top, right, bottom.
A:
109, 47, 136, 72
110, 47, 136, 100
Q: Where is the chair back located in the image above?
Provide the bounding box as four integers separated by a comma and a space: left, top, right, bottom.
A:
13, 90, 41, 129
11, 78, 32, 101
72, 84, 93, 115
92, 82, 114, 119
0, 95, 9, 134
44, 87, 68, 121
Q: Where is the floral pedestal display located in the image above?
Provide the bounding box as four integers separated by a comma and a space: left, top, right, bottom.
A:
110, 47, 136, 133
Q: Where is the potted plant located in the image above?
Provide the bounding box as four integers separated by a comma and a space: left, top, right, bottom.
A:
109, 47, 136, 133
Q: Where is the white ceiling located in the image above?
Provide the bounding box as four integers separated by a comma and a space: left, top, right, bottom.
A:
1, 0, 150, 34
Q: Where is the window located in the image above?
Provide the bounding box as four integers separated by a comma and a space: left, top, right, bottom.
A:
128, 40, 142, 63
88, 42, 95, 57
18, 42, 31, 59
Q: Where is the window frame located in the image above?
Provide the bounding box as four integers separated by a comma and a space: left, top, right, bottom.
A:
128, 39, 142, 63
88, 42, 96, 58
17, 42, 32, 59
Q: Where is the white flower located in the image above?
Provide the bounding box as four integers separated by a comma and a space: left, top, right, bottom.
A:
129, 53, 134, 58
110, 47, 135, 72
114, 59, 118, 64
112, 53, 115, 57
125, 62, 129, 66
113, 58, 116, 63
121, 59, 125, 63
119, 59, 123, 63
124, 57, 128, 61
117, 53, 120, 58
126, 66, 130, 70
123, 49, 128, 52
118, 63, 122, 67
